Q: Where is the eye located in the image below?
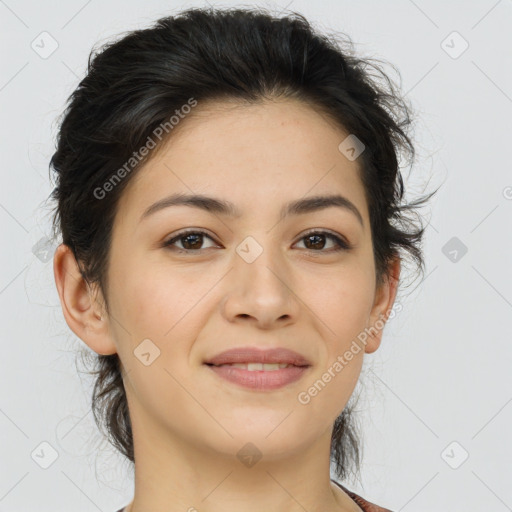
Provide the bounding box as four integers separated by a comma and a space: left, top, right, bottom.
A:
163, 229, 218, 253
163, 229, 351, 254
294, 230, 351, 253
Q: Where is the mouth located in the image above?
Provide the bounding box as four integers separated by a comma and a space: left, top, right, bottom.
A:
204, 362, 304, 371
203, 346, 312, 367
203, 346, 312, 390
204, 362, 311, 390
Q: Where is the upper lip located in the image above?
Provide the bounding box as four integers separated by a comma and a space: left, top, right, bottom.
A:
204, 347, 311, 366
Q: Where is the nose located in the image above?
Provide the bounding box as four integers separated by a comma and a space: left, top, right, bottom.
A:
220, 240, 300, 329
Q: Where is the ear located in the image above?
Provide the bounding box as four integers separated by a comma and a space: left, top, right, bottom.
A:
53, 243, 117, 355
364, 256, 401, 354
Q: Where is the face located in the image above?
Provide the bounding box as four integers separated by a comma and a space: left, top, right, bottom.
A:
77, 98, 398, 462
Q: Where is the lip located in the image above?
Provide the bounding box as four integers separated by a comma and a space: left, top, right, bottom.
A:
206, 364, 310, 390
204, 347, 311, 366
203, 346, 311, 391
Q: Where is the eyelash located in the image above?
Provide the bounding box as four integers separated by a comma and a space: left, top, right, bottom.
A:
163, 229, 351, 254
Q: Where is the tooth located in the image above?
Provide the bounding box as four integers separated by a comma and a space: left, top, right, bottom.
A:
217, 362, 293, 370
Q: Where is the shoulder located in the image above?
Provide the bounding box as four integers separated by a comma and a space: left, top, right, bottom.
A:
331, 480, 395, 512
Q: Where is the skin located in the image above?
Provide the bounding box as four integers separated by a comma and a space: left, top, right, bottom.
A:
54, 97, 400, 512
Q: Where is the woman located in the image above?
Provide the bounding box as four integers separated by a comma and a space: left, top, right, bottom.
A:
50, 6, 435, 511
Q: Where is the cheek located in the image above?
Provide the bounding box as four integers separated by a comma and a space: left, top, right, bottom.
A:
111, 258, 202, 336
109, 259, 221, 382
291, 267, 373, 414
307, 265, 376, 345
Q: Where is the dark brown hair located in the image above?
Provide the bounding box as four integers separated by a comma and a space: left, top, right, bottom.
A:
49, 6, 436, 482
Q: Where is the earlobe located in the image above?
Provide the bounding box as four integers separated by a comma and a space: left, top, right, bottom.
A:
364, 257, 401, 354
53, 243, 117, 355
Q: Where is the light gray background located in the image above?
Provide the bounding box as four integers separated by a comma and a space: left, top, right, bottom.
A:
1, 0, 511, 511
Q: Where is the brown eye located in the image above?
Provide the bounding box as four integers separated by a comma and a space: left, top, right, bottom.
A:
164, 230, 218, 252
295, 231, 350, 252
163, 229, 351, 254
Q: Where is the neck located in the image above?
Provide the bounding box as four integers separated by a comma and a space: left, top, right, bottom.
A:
124, 416, 360, 512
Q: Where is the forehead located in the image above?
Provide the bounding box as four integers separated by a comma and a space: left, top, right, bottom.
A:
116, 97, 369, 225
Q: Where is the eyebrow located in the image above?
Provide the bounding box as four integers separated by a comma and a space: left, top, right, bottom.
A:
140, 192, 364, 227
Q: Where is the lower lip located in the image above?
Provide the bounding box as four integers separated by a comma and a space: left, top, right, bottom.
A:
205, 364, 310, 390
